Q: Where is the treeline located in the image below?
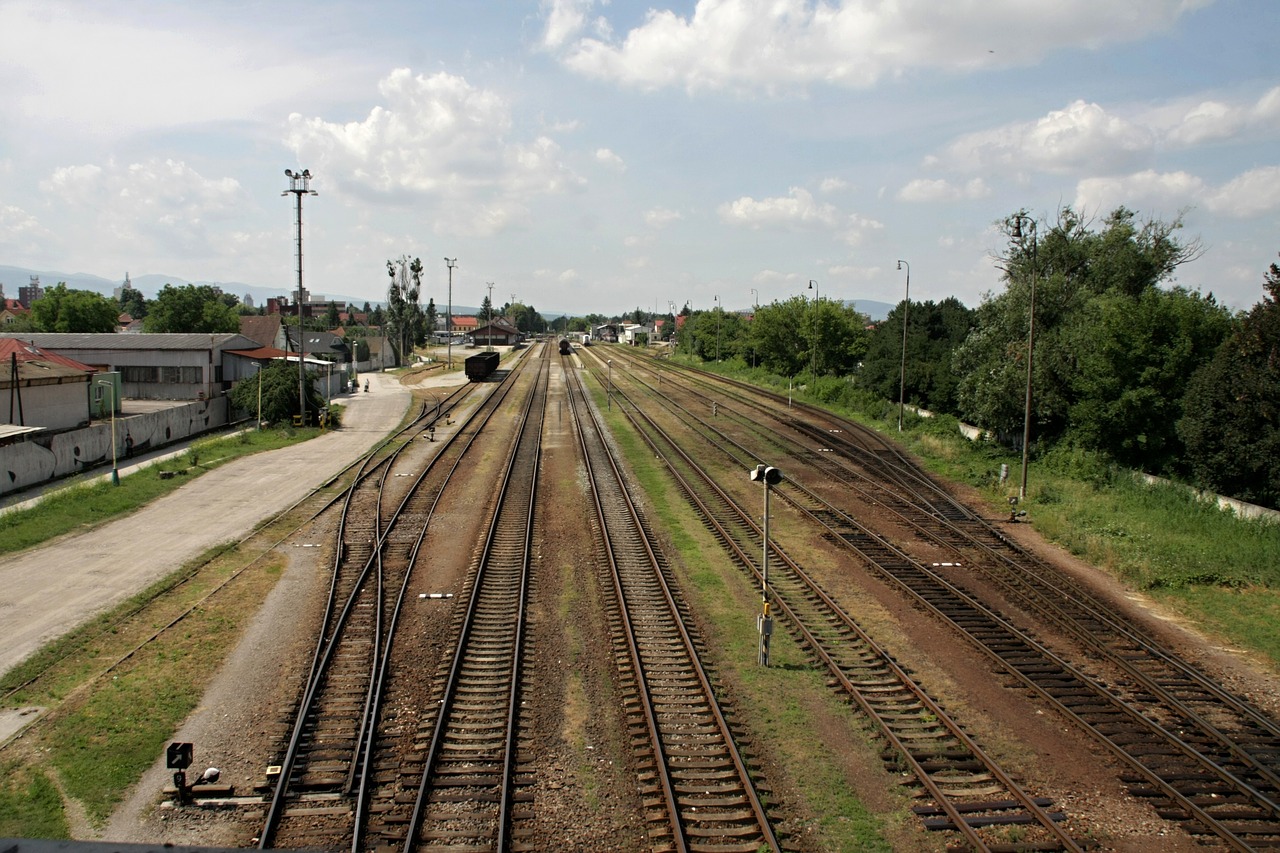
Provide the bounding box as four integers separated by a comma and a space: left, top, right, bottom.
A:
673, 207, 1280, 510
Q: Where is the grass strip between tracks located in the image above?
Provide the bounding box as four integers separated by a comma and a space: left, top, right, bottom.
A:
594, 385, 901, 853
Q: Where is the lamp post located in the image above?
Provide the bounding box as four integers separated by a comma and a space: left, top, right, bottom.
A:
714, 294, 720, 362
749, 288, 758, 367
444, 258, 457, 368
807, 279, 819, 379
255, 362, 263, 429
607, 359, 613, 410
485, 281, 494, 352
750, 463, 782, 666
896, 260, 910, 432
283, 169, 316, 423
97, 379, 119, 485
1010, 214, 1038, 500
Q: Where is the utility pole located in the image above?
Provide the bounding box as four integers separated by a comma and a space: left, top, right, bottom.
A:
283, 169, 316, 422
486, 281, 494, 352
444, 258, 457, 369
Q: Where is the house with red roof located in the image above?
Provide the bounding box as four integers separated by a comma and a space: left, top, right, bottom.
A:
0, 338, 96, 431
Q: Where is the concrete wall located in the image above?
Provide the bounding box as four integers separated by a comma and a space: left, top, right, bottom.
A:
0, 397, 228, 496
0, 379, 90, 431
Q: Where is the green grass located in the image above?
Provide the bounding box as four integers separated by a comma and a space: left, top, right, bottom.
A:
0, 426, 321, 557
0, 761, 70, 838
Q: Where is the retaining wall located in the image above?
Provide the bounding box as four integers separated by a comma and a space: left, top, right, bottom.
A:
0, 397, 228, 496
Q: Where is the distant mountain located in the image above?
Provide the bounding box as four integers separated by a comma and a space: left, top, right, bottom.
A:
0, 264, 374, 309
851, 300, 894, 322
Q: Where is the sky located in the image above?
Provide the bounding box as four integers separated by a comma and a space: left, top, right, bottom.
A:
0, 0, 1276, 316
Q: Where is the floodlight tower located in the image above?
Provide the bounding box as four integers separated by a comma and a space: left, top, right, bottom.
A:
283, 169, 316, 420
444, 258, 458, 368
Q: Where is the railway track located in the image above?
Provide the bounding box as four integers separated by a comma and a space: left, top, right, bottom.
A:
563, 354, 781, 853
400, 346, 550, 852
258, 347, 535, 851
602, 347, 1280, 849
583, 349, 1085, 851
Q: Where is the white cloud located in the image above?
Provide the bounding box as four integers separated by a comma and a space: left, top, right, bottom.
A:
596, 148, 626, 170
1073, 167, 1280, 219
549, 0, 1208, 93
285, 69, 584, 238
897, 177, 990, 202
0, 204, 51, 255
819, 177, 849, 193
38, 158, 250, 257
718, 187, 881, 245
1203, 166, 1280, 218
938, 100, 1154, 176
644, 207, 683, 228
1160, 85, 1280, 147
0, 2, 357, 137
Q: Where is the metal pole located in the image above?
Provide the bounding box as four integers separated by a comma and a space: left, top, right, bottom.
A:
103, 381, 119, 485
897, 260, 910, 432
444, 258, 457, 368
607, 360, 612, 410
283, 169, 316, 423
808, 279, 818, 380
1020, 224, 1037, 500
715, 294, 720, 362
257, 364, 263, 429
486, 281, 494, 352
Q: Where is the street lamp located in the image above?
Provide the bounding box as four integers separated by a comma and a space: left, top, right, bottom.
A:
97, 378, 119, 485
750, 463, 782, 666
714, 294, 720, 362
283, 168, 316, 423
485, 281, 495, 352
444, 258, 457, 368
1009, 214, 1038, 500
607, 359, 613, 410
750, 288, 758, 308
896, 260, 910, 432
808, 279, 819, 380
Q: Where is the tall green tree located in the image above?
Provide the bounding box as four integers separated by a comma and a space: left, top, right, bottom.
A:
144, 284, 240, 333
325, 301, 340, 328
228, 359, 322, 425
386, 256, 424, 364
955, 207, 1204, 452
1179, 258, 1280, 508
30, 283, 119, 332
118, 285, 147, 319
859, 297, 975, 413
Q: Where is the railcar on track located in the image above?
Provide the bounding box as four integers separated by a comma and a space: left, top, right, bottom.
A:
464, 350, 500, 381
558, 337, 572, 355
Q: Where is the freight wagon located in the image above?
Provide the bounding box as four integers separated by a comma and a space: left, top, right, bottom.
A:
464, 350, 500, 382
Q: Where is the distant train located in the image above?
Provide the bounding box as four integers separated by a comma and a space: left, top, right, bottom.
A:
464, 350, 500, 382
558, 338, 572, 355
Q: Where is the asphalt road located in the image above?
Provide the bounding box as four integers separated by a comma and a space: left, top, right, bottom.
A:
0, 371, 415, 682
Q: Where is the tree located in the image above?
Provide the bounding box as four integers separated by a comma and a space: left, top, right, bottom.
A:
1179, 258, 1280, 508
1067, 286, 1230, 471
859, 297, 975, 413
955, 207, 1204, 450
325, 301, 340, 328
386, 256, 424, 364
30, 283, 119, 333
228, 360, 323, 426
119, 285, 147, 319
144, 284, 241, 333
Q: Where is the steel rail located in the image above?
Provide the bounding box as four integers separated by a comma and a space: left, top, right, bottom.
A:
402, 349, 549, 853
602, 349, 1279, 850
565, 356, 780, 852
595, 361, 1080, 852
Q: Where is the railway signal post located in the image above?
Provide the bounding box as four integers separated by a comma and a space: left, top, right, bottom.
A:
751, 464, 781, 666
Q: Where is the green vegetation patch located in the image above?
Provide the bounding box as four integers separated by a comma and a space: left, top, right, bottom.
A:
0, 760, 70, 838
